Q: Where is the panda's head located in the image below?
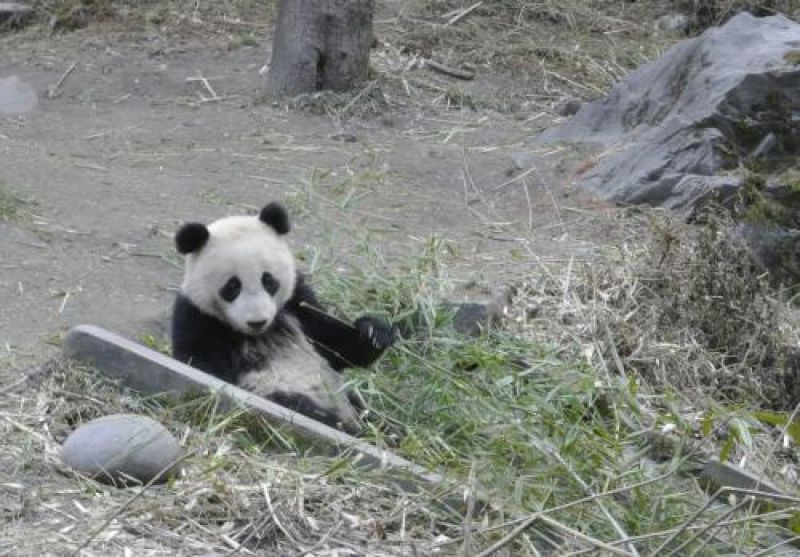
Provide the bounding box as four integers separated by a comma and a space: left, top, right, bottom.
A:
175, 203, 296, 336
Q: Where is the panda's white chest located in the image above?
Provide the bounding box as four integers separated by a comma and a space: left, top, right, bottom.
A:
236, 319, 357, 428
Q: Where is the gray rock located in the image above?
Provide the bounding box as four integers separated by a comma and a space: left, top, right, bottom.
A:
62, 413, 183, 486
0, 2, 32, 27
331, 132, 358, 143
0, 76, 37, 115
450, 287, 513, 337
451, 303, 494, 337
731, 221, 800, 279
514, 13, 800, 218
700, 459, 783, 497
555, 99, 582, 117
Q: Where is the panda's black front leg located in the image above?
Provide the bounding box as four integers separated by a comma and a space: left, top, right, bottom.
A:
305, 310, 396, 370
289, 276, 397, 370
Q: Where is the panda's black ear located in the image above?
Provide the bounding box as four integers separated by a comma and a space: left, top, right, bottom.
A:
175, 222, 210, 254
259, 202, 290, 235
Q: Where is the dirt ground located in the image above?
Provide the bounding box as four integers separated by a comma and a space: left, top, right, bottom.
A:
0, 9, 633, 373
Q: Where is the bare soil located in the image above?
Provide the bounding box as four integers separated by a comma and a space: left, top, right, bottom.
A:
0, 12, 631, 369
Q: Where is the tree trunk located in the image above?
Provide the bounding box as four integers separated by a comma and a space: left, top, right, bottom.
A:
265, 0, 375, 97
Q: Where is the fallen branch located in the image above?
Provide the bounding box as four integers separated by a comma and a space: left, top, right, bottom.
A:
444, 1, 483, 26
423, 58, 475, 81
48, 62, 77, 98
186, 73, 224, 102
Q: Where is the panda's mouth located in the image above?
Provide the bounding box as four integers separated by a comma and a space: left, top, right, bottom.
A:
245, 320, 268, 334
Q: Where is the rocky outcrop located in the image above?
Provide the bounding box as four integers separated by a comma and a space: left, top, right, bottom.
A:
514, 13, 800, 277
517, 13, 800, 211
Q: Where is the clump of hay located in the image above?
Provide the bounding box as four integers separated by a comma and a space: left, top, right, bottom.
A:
393, 0, 677, 102
283, 81, 391, 120
589, 212, 799, 409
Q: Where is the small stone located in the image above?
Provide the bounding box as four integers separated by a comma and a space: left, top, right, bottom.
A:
525, 302, 541, 319
451, 300, 507, 337
451, 303, 489, 336
555, 100, 582, 117
62, 414, 183, 486
558, 310, 576, 325
331, 132, 357, 143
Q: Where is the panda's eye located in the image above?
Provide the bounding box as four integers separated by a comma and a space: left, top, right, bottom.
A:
261, 272, 279, 295
219, 276, 241, 302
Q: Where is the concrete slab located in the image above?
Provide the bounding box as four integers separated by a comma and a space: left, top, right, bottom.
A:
700, 460, 784, 497
63, 324, 449, 497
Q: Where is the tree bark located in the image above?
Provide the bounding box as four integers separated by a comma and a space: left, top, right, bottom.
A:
265, 0, 375, 97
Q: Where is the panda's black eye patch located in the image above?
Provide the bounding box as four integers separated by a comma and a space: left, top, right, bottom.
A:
261, 272, 279, 295
220, 276, 242, 302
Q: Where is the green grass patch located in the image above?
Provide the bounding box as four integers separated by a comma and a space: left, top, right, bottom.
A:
229, 33, 259, 49
0, 187, 33, 223
307, 238, 795, 554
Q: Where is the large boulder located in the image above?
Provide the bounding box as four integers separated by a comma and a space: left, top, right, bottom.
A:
514, 13, 800, 218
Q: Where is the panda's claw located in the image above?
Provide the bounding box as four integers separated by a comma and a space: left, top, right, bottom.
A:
355, 316, 398, 351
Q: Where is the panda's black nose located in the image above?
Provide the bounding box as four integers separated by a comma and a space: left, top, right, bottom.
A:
247, 320, 267, 331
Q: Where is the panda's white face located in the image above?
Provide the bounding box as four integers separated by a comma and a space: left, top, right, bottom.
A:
181, 215, 296, 335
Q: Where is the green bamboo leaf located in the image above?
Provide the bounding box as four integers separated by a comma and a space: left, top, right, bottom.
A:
755, 410, 800, 445
728, 417, 753, 448
701, 411, 713, 438
720, 437, 735, 462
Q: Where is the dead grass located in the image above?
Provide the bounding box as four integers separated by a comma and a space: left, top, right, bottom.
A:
506, 207, 800, 411
25, 0, 276, 36
592, 212, 798, 410
390, 0, 679, 103
284, 82, 392, 121
0, 360, 460, 556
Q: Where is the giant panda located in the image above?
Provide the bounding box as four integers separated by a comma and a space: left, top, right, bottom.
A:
170, 202, 397, 434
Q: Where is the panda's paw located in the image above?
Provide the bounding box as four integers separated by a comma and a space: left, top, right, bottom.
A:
355, 316, 398, 351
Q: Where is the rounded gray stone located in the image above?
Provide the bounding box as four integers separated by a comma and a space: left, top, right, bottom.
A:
0, 76, 37, 115
62, 413, 183, 486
